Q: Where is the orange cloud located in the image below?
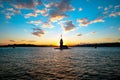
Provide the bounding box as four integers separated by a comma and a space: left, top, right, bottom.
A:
49, 14, 66, 22
35, 8, 48, 16
77, 17, 104, 27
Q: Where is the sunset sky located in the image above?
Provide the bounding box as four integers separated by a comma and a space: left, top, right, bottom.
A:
0, 0, 120, 46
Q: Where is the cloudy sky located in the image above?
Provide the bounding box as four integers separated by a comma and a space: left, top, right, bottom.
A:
0, 0, 120, 46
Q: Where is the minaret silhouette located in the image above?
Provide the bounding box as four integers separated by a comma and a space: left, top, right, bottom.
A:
60, 34, 63, 49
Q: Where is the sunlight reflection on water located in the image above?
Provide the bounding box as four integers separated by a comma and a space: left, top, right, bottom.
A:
0, 47, 120, 80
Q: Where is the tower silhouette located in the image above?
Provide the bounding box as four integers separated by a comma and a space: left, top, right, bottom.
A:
54, 34, 69, 49
60, 34, 63, 49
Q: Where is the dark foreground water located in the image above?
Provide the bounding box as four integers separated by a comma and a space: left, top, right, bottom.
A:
0, 47, 120, 80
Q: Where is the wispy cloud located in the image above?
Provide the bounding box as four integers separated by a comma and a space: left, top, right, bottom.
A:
85, 31, 97, 36
77, 17, 104, 27
7, 8, 21, 14
90, 31, 96, 34
98, 6, 103, 9
118, 27, 120, 31
35, 8, 48, 16
78, 7, 82, 11
114, 5, 120, 9
32, 28, 45, 37
42, 22, 54, 28
104, 7, 108, 11
5, 12, 14, 19
2, 8, 21, 19
27, 20, 42, 26
92, 17, 104, 23
27, 20, 54, 28
9, 40, 15, 42
6, 15, 11, 19
101, 4, 120, 18
21, 40, 36, 42
77, 18, 91, 26
109, 12, 120, 17
25, 13, 38, 18
44, 2, 62, 9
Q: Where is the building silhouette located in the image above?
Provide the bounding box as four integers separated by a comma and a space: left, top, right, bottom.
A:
60, 37, 63, 49
59, 35, 68, 49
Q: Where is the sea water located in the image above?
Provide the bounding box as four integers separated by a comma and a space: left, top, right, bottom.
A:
0, 47, 120, 80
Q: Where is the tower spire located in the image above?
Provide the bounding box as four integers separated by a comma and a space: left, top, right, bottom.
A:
61, 34, 62, 38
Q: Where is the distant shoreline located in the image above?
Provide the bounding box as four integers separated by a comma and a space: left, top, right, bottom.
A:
0, 42, 120, 47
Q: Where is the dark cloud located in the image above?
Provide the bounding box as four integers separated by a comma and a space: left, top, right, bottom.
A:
0, 0, 42, 19
90, 31, 96, 34
62, 21, 76, 31
48, 0, 74, 22
32, 28, 45, 37
56, 0, 74, 12
1, 0, 42, 9
77, 33, 82, 36
14, 0, 42, 9
9, 40, 15, 42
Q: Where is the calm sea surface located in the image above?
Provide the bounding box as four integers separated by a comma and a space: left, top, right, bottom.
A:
0, 47, 120, 80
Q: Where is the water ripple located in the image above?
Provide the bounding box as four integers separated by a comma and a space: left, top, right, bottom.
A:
0, 47, 120, 80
